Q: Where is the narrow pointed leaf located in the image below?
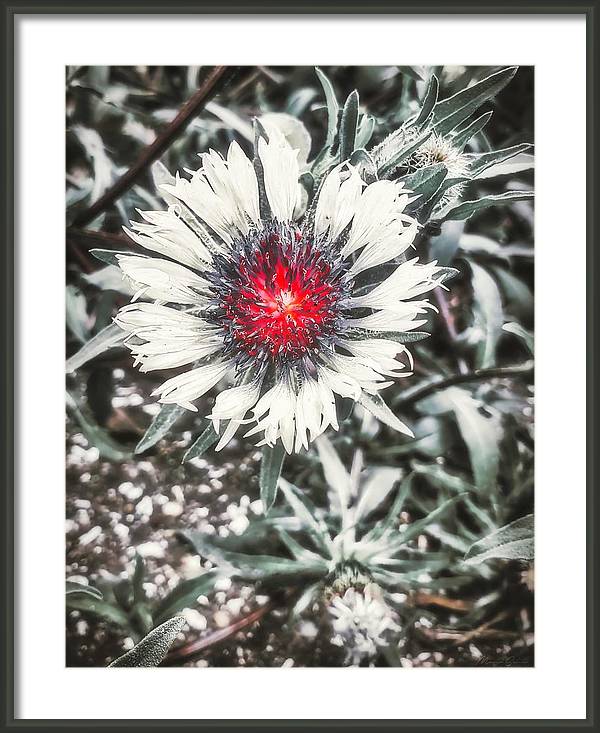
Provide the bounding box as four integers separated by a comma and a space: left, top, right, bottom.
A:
260, 443, 286, 513
432, 67, 518, 135
465, 514, 534, 564
135, 403, 186, 454
414, 75, 439, 126
66, 581, 103, 600
439, 191, 534, 222
339, 90, 359, 161
315, 67, 339, 147
183, 423, 219, 462
153, 571, 219, 625
109, 616, 185, 667
66, 322, 126, 373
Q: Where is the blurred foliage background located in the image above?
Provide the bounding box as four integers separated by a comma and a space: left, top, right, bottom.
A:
66, 65, 534, 668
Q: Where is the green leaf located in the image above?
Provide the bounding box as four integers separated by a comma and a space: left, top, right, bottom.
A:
502, 322, 534, 355
429, 220, 465, 266
432, 67, 518, 135
260, 443, 286, 514
181, 531, 327, 582
108, 616, 185, 667
451, 111, 493, 151
403, 163, 448, 210
66, 580, 103, 600
153, 571, 219, 625
359, 392, 414, 438
477, 152, 534, 180
183, 423, 219, 462
66, 285, 90, 343
490, 265, 534, 320
470, 261, 504, 368
90, 248, 144, 267
440, 191, 534, 222
464, 514, 534, 564
315, 67, 339, 148
467, 144, 532, 179
66, 322, 126, 373
381, 494, 466, 556
66, 594, 130, 628
66, 392, 131, 462
346, 329, 430, 344
414, 75, 439, 126
338, 90, 359, 162
418, 387, 502, 495
274, 479, 333, 558
132, 555, 146, 606
135, 403, 186, 454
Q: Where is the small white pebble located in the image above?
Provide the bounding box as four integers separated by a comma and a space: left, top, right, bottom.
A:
215, 576, 232, 592
79, 526, 102, 546
113, 523, 129, 541
136, 541, 165, 559
281, 658, 294, 668
118, 482, 143, 501
226, 598, 244, 616
213, 611, 231, 628
249, 500, 263, 515
229, 515, 249, 536
162, 501, 183, 517
182, 608, 208, 631
135, 496, 153, 517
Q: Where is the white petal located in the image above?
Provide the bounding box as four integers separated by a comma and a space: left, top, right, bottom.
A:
116, 254, 210, 305
153, 362, 232, 409
258, 126, 300, 222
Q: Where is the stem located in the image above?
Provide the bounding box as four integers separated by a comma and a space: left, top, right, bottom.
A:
73, 66, 236, 228
162, 601, 275, 666
395, 360, 534, 408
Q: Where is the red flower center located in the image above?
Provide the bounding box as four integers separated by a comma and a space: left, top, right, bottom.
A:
218, 229, 346, 362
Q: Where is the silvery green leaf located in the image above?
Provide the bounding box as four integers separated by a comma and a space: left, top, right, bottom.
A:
502, 322, 534, 355
182, 531, 327, 581
414, 75, 439, 126
66, 322, 126, 373
90, 248, 148, 267
276, 529, 324, 564
466, 143, 532, 179
260, 443, 286, 514
429, 220, 465, 265
66, 580, 103, 600
83, 265, 135, 295
359, 392, 414, 438
477, 152, 534, 180
278, 478, 333, 557
355, 113, 375, 149
290, 582, 320, 619
66, 285, 90, 344
183, 423, 219, 462
379, 494, 466, 556
315, 435, 351, 517
132, 555, 146, 606
354, 466, 403, 524
135, 403, 187, 454
109, 616, 186, 667
66, 391, 131, 462
450, 111, 493, 151
315, 67, 339, 148
419, 387, 502, 495
464, 514, 534, 564
458, 233, 508, 260
153, 571, 219, 625
402, 163, 447, 209
66, 594, 129, 628
470, 261, 504, 368
490, 265, 534, 319
339, 90, 359, 161
349, 149, 377, 182
432, 67, 518, 135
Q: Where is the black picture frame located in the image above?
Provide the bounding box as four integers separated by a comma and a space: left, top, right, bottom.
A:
1, 3, 597, 730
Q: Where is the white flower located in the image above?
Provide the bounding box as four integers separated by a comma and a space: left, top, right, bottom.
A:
329, 583, 400, 665
115, 127, 448, 453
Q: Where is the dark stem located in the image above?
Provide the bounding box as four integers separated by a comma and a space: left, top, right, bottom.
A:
162, 601, 275, 666
72, 66, 237, 228
395, 360, 534, 407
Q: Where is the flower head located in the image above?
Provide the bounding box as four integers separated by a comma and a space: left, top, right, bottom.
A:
115, 125, 448, 452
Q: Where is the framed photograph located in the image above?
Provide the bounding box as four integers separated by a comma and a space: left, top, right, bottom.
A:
3, 4, 596, 728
